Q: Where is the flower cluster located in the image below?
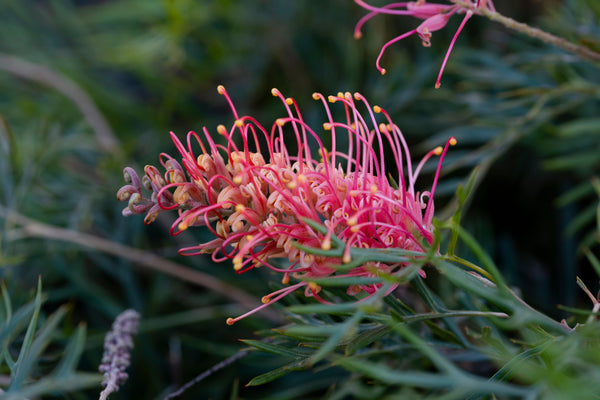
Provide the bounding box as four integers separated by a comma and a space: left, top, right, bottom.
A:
354, 0, 496, 87
118, 86, 454, 324
99, 309, 140, 400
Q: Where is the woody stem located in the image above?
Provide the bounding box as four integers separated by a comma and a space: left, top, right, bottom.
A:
451, 0, 600, 64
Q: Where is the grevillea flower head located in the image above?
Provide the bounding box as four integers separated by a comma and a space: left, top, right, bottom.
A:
118, 86, 455, 324
354, 0, 496, 88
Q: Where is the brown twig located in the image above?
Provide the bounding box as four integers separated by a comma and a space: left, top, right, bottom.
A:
0, 206, 281, 323
452, 0, 600, 64
0, 53, 120, 153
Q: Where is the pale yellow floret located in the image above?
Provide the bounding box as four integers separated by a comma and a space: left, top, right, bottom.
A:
217, 124, 228, 136
235, 204, 246, 213
233, 175, 243, 185
233, 256, 243, 271
343, 253, 352, 263
347, 216, 357, 226
287, 180, 297, 190
350, 225, 360, 233
217, 85, 226, 95
373, 105, 382, 113
321, 237, 331, 251
297, 174, 307, 184
285, 98, 294, 105
434, 146, 443, 156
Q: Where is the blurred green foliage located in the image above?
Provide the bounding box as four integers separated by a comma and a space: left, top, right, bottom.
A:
0, 0, 599, 398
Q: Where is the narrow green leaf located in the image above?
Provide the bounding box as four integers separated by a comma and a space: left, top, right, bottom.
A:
345, 325, 391, 356
10, 305, 68, 389
11, 278, 44, 386
245, 359, 309, 386
52, 323, 87, 377
240, 340, 307, 358
309, 312, 363, 365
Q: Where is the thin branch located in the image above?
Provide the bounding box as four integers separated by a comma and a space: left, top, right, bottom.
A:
0, 205, 281, 323
0, 53, 120, 153
452, 0, 600, 64
163, 350, 249, 400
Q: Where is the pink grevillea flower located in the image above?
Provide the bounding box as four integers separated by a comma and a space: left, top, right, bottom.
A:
117, 86, 455, 324
354, 0, 496, 88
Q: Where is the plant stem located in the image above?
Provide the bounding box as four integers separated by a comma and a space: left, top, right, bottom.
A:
452, 0, 600, 64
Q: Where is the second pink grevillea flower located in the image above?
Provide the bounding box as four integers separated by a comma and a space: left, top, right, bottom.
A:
118, 86, 455, 324
354, 0, 496, 88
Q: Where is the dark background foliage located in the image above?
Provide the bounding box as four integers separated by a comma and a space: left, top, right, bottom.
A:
0, 0, 599, 398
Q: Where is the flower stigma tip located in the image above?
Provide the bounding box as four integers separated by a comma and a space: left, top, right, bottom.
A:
261, 295, 270, 304
285, 98, 294, 105
281, 274, 290, 284
328, 95, 337, 103
226, 317, 235, 325
380, 68, 387, 75
434, 146, 443, 156
373, 105, 382, 113
370, 184, 378, 194
271, 88, 280, 97
276, 118, 286, 127
321, 237, 331, 251
235, 119, 244, 128
235, 204, 246, 212
312, 92, 320, 100
233, 175, 243, 185
323, 123, 332, 130
217, 124, 228, 136
450, 137, 457, 146
217, 85, 226, 95
297, 174, 307, 184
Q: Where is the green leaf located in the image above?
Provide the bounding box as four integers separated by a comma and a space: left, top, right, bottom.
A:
52, 323, 87, 377
345, 324, 391, 356
245, 359, 309, 386
10, 278, 44, 386
240, 340, 308, 358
